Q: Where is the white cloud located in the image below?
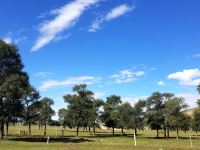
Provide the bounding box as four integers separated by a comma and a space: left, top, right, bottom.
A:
32, 0, 100, 51
88, 4, 134, 32
39, 76, 101, 90
94, 92, 105, 99
2, 37, 12, 44
168, 69, 200, 86
110, 69, 145, 84
176, 93, 200, 108
157, 80, 166, 86
34, 72, 54, 78
122, 96, 148, 106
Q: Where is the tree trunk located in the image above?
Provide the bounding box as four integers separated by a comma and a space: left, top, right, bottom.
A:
163, 128, 166, 138
44, 124, 47, 136
134, 128, 137, 136
28, 123, 31, 136
156, 129, 159, 138
76, 126, 79, 137
112, 127, 114, 136
196, 131, 198, 136
93, 122, 96, 135
167, 128, 170, 138
176, 128, 179, 140
5, 122, 8, 136
0, 121, 4, 140
121, 127, 124, 135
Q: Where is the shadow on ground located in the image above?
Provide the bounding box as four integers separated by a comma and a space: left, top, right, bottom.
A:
8, 137, 92, 143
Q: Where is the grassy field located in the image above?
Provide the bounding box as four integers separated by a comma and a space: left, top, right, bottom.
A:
0, 125, 200, 150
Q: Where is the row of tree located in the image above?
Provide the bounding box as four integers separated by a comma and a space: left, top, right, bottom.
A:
0, 40, 55, 139
59, 84, 200, 139
1, 40, 200, 140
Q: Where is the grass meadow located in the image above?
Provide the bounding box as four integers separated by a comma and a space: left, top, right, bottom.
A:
0, 125, 200, 150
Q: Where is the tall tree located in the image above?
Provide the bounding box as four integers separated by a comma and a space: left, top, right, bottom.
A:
117, 102, 132, 135
91, 99, 104, 135
22, 86, 40, 136
197, 84, 200, 94
192, 107, 200, 136
129, 100, 146, 136
101, 95, 122, 136
58, 108, 67, 127
64, 84, 94, 136
0, 40, 29, 139
165, 97, 187, 140
146, 92, 165, 138
38, 97, 55, 136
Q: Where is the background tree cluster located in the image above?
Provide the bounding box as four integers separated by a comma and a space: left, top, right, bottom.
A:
61, 84, 200, 138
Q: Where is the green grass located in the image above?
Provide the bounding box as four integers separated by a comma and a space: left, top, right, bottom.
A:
0, 125, 200, 150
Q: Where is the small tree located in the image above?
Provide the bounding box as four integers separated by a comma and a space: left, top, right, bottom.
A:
64, 84, 93, 136
58, 108, 67, 127
22, 86, 40, 136
38, 97, 55, 136
180, 114, 191, 134
146, 92, 165, 138
101, 95, 122, 136
117, 102, 132, 135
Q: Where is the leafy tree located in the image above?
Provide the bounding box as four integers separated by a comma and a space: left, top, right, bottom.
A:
117, 102, 132, 135
91, 99, 104, 135
192, 100, 200, 136
64, 84, 94, 136
128, 100, 146, 136
58, 108, 67, 127
0, 40, 29, 139
180, 114, 191, 134
101, 95, 122, 136
146, 92, 165, 138
38, 97, 55, 136
22, 86, 40, 135
165, 97, 187, 140
197, 84, 200, 94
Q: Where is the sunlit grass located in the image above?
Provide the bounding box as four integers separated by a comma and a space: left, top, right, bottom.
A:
1, 125, 200, 150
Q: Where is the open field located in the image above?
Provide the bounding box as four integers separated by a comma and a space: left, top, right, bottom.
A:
0, 126, 200, 150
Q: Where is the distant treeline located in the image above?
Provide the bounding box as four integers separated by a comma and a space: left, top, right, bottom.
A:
0, 40, 200, 140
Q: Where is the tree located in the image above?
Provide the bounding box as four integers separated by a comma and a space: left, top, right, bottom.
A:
117, 102, 132, 135
58, 108, 67, 127
38, 97, 55, 136
128, 100, 146, 136
165, 97, 187, 140
192, 100, 200, 136
0, 40, 29, 139
101, 95, 122, 136
197, 84, 200, 94
22, 86, 40, 136
64, 84, 94, 136
146, 92, 165, 138
180, 114, 191, 134
91, 99, 104, 135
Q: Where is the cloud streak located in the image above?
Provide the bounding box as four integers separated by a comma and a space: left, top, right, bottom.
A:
32, 0, 100, 51
88, 4, 135, 32
39, 76, 101, 90
110, 69, 145, 84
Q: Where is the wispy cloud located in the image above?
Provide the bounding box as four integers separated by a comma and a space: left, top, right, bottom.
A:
39, 76, 101, 90
32, 0, 101, 51
88, 4, 135, 32
34, 72, 54, 78
157, 80, 166, 86
192, 53, 200, 58
110, 69, 145, 84
168, 69, 200, 86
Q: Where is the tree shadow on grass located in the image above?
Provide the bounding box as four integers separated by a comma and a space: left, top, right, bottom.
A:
8, 137, 92, 143
145, 136, 200, 140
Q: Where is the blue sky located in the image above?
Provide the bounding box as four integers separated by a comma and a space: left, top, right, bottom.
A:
1, 0, 200, 117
